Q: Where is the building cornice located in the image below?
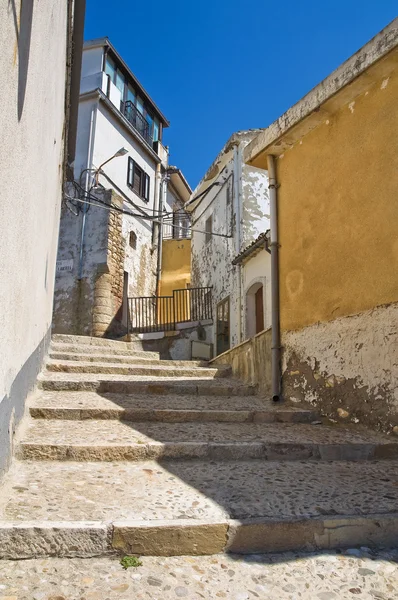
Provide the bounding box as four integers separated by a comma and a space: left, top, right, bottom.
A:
244, 18, 398, 166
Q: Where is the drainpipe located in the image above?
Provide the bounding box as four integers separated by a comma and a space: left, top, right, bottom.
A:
67, 0, 86, 168
155, 174, 167, 296
233, 143, 243, 343
267, 155, 281, 401
78, 104, 97, 279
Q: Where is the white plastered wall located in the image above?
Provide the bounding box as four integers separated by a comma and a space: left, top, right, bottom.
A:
0, 0, 68, 475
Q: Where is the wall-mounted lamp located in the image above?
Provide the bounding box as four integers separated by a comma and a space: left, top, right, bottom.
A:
94, 147, 128, 185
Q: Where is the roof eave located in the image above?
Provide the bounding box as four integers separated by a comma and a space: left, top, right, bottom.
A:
244, 18, 398, 166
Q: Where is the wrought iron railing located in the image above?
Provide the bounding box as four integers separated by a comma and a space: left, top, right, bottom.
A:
122, 100, 153, 145
162, 211, 191, 240
128, 287, 212, 333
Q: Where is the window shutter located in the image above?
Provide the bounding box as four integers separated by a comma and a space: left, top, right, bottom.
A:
143, 173, 150, 202
133, 165, 142, 196
127, 158, 134, 188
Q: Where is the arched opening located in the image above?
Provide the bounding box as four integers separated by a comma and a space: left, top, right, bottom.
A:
245, 282, 264, 339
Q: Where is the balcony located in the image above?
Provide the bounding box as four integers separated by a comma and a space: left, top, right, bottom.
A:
122, 100, 153, 146
163, 211, 191, 240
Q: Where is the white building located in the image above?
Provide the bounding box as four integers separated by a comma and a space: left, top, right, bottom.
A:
186, 131, 271, 356
0, 0, 84, 477
53, 38, 173, 336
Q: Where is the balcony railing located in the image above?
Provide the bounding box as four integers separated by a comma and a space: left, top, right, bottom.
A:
128, 287, 212, 333
122, 100, 153, 145
163, 212, 191, 240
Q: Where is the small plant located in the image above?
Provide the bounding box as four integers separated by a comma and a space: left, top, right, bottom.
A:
120, 555, 143, 569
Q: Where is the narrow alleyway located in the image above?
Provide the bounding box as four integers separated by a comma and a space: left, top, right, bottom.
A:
0, 334, 398, 560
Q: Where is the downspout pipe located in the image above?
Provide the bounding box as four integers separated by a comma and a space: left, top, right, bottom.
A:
155, 175, 167, 296
67, 0, 86, 168
78, 104, 97, 280
233, 143, 243, 344
267, 155, 281, 402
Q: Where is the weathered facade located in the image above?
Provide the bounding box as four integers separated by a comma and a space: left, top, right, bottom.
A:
53, 38, 170, 336
244, 19, 398, 430
0, 0, 83, 477
160, 168, 192, 298
187, 132, 270, 356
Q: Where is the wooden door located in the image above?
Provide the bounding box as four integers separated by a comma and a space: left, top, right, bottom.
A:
255, 286, 264, 334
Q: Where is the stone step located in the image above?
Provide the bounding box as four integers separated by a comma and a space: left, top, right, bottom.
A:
17, 419, 398, 462
52, 334, 141, 349
50, 345, 160, 359
45, 359, 230, 379
49, 351, 207, 367
29, 391, 319, 423
37, 373, 256, 396
1, 459, 398, 557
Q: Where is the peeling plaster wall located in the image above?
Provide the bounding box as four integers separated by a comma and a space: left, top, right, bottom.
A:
271, 54, 398, 432
241, 165, 270, 246
191, 161, 239, 349
283, 302, 398, 432
191, 149, 269, 353
53, 190, 115, 335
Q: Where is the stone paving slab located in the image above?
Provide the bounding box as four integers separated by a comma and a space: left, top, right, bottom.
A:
49, 352, 211, 367
45, 359, 229, 379
37, 374, 256, 396
51, 334, 141, 348
29, 392, 317, 423
2, 459, 398, 523
50, 343, 160, 359
18, 419, 398, 461
0, 549, 398, 599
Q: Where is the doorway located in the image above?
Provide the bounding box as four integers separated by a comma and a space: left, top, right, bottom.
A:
216, 297, 230, 356
246, 282, 265, 339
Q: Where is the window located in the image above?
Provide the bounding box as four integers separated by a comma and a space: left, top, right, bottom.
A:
205, 215, 212, 244
127, 158, 150, 202
103, 55, 163, 144
105, 57, 116, 80
129, 231, 137, 249
127, 84, 136, 105
153, 118, 159, 143
115, 70, 125, 96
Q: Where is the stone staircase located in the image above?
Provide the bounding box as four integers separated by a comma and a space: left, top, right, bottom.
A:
1, 334, 398, 559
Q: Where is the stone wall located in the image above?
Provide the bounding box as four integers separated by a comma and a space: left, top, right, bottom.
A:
211, 328, 272, 397
139, 322, 213, 361
53, 189, 125, 337
282, 302, 398, 433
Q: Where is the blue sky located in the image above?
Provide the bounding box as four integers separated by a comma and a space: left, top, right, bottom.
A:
84, 1, 397, 189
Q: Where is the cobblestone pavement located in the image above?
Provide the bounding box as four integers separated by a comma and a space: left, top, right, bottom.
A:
0, 548, 397, 600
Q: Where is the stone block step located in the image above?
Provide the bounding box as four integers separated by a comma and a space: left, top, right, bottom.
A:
29, 391, 318, 423
49, 351, 207, 367
1, 459, 398, 557
17, 419, 398, 462
52, 334, 141, 349
45, 359, 230, 379
50, 345, 160, 360
37, 373, 256, 396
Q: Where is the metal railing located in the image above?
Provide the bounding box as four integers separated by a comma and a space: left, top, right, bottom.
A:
162, 212, 191, 240
128, 287, 212, 333
122, 100, 153, 145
